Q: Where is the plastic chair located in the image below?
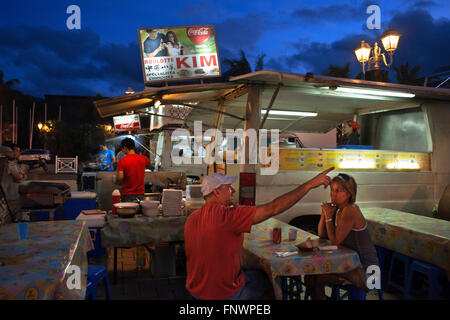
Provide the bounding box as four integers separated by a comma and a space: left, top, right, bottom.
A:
281, 276, 303, 300
87, 265, 111, 300
405, 259, 447, 300
87, 227, 106, 258
331, 284, 366, 300
85, 279, 96, 300
387, 252, 411, 295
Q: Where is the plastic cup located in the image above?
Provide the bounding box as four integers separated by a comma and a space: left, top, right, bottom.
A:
17, 222, 29, 240
288, 229, 297, 241
272, 227, 282, 244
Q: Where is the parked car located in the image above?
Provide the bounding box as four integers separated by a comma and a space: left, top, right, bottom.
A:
19, 149, 52, 163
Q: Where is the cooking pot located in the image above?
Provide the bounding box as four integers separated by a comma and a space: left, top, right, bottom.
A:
113, 202, 140, 218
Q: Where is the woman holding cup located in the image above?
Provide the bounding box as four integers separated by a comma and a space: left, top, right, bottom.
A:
304, 173, 379, 300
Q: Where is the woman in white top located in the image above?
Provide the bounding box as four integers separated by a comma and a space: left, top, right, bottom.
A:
166, 31, 182, 56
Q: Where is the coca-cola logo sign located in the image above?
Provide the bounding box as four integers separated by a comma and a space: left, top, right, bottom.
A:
186, 27, 210, 44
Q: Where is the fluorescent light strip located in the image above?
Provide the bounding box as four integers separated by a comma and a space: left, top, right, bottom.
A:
335, 87, 415, 98
261, 110, 318, 117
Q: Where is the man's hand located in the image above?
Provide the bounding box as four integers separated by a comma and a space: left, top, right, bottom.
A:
307, 167, 334, 189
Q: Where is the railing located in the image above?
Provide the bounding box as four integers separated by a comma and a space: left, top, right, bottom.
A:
55, 156, 78, 174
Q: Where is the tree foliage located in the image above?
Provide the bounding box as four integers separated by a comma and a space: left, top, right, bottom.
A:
322, 63, 351, 78
393, 62, 421, 85
38, 121, 106, 162
223, 50, 266, 76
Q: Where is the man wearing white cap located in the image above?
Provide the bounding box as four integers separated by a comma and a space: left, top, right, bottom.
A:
184, 167, 334, 300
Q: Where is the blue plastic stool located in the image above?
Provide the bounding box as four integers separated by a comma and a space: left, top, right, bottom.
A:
387, 252, 411, 295
87, 227, 106, 258
375, 246, 386, 272
405, 259, 447, 300
87, 265, 111, 300
331, 284, 366, 300
281, 276, 303, 300
85, 279, 97, 300
331, 284, 384, 300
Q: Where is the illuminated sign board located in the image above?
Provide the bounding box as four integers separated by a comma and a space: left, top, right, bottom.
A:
113, 114, 141, 132
138, 25, 221, 83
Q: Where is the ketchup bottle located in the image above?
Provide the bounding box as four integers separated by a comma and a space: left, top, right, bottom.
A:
112, 189, 121, 215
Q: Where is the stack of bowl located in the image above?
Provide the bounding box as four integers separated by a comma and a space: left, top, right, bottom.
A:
140, 200, 160, 217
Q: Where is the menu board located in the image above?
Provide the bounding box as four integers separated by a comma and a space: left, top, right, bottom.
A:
138, 25, 221, 83
261, 149, 431, 172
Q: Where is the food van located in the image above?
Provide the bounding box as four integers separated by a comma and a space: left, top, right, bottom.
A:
94, 70, 450, 232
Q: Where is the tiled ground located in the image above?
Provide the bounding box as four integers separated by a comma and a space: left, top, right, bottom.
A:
89, 246, 404, 300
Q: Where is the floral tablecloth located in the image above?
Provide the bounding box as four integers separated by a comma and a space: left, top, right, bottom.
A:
243, 218, 361, 299
361, 207, 450, 280
0, 220, 93, 300
101, 214, 187, 248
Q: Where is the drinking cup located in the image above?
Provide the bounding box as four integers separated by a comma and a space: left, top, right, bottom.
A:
18, 223, 29, 240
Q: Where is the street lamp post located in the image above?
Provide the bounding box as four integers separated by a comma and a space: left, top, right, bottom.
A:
354, 27, 401, 82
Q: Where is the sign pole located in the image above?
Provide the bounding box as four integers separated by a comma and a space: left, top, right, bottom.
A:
29, 102, 35, 149
12, 100, 15, 144
0, 104, 2, 145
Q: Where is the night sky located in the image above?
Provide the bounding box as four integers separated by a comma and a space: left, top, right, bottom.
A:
0, 0, 449, 98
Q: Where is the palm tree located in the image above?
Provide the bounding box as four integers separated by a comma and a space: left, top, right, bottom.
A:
393, 62, 421, 85
322, 63, 351, 78
0, 71, 20, 90
254, 53, 266, 72
223, 50, 266, 76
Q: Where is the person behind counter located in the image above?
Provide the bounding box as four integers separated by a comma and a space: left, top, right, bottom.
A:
99, 144, 115, 171
116, 138, 151, 202
184, 167, 334, 300
304, 173, 379, 300
341, 120, 361, 145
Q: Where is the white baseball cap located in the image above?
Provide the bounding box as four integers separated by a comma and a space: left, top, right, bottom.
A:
201, 173, 237, 196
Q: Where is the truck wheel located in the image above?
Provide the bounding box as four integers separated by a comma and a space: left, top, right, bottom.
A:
289, 215, 321, 235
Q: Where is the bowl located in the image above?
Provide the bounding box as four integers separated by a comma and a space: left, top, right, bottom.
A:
113, 202, 140, 218
296, 237, 320, 251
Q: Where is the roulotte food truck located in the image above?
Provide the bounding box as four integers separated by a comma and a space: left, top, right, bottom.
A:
94, 70, 450, 232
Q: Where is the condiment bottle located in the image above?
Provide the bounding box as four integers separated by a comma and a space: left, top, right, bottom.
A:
112, 189, 121, 215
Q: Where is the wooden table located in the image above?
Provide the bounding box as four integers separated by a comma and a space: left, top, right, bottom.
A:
101, 214, 186, 284
243, 218, 362, 299
0, 220, 93, 299
361, 207, 450, 280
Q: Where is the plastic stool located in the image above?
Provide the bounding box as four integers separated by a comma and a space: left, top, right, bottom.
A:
331, 283, 384, 300
87, 227, 106, 257
387, 252, 411, 295
87, 265, 111, 300
375, 246, 386, 272
281, 276, 303, 300
331, 284, 366, 300
85, 280, 96, 300
405, 260, 447, 300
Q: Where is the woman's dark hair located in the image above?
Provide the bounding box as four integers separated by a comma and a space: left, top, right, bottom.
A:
165, 31, 178, 44
121, 138, 135, 150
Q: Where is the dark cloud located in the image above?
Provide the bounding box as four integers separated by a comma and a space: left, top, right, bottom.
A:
265, 34, 373, 76
0, 25, 144, 97
215, 13, 269, 53
266, 8, 450, 79
389, 9, 450, 75
410, 1, 438, 8
291, 1, 379, 24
